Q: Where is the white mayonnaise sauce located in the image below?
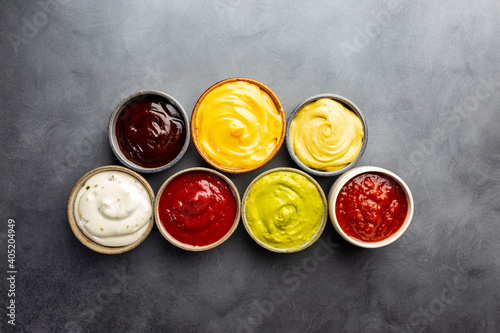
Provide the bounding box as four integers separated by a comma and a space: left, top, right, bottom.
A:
74, 171, 152, 247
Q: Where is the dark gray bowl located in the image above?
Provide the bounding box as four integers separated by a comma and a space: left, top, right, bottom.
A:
108, 90, 190, 173
285, 93, 368, 177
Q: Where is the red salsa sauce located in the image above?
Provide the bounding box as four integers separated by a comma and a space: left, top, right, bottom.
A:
115, 94, 186, 168
335, 172, 408, 242
158, 171, 237, 247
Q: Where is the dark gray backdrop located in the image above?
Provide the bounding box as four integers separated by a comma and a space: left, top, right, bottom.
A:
1, 1, 499, 332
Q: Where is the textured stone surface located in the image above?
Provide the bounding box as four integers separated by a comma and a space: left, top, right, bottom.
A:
1, 1, 499, 332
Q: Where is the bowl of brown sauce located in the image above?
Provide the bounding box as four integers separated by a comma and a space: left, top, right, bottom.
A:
108, 90, 190, 173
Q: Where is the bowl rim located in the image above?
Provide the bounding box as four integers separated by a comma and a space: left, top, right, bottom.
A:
241, 167, 328, 253
327, 166, 414, 248
285, 93, 368, 177
154, 167, 241, 251
191, 77, 286, 174
108, 89, 191, 174
67, 165, 155, 254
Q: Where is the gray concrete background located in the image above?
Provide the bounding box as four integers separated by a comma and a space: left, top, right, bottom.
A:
1, 0, 499, 332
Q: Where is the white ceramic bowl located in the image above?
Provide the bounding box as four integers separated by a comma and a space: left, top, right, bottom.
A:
328, 166, 414, 248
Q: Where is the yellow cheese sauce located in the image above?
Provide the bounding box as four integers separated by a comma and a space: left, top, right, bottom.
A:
289, 98, 364, 172
194, 81, 283, 170
244, 171, 324, 249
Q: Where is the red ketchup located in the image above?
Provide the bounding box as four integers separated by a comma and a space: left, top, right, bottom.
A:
158, 171, 237, 247
115, 94, 186, 168
335, 172, 408, 242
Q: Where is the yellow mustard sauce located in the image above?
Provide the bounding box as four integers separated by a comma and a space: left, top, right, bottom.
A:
289, 98, 364, 171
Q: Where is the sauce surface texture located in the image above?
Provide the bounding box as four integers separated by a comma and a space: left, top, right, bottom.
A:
74, 171, 152, 247
115, 94, 186, 168
158, 171, 237, 247
245, 171, 323, 249
335, 172, 408, 242
289, 98, 364, 171
194, 81, 283, 170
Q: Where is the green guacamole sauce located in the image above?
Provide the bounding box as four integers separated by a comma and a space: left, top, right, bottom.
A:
244, 171, 324, 250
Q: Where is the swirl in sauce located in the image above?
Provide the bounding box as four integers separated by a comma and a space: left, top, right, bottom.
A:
74, 171, 152, 247
244, 171, 324, 249
289, 98, 364, 171
115, 94, 186, 168
158, 171, 237, 247
194, 81, 283, 170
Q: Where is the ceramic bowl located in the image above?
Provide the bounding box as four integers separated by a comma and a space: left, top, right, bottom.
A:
241, 167, 327, 253
286, 94, 368, 177
154, 167, 240, 251
108, 90, 190, 173
328, 166, 414, 248
67, 165, 155, 254
191, 77, 286, 173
